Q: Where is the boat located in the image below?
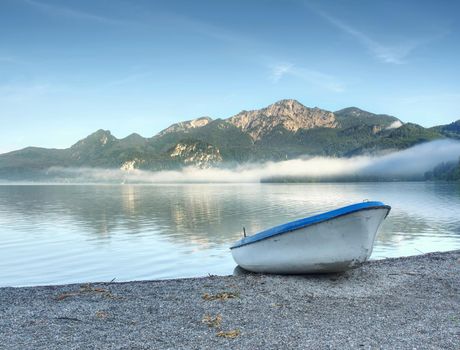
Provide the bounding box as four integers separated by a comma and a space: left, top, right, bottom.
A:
230, 201, 391, 274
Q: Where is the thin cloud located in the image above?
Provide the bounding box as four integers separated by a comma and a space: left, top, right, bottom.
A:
0, 82, 53, 102
317, 10, 405, 64
22, 0, 133, 26
21, 0, 336, 90
161, 12, 250, 46
269, 62, 344, 92
269, 63, 294, 83
308, 6, 442, 64
25, 1, 340, 93
22, 0, 246, 44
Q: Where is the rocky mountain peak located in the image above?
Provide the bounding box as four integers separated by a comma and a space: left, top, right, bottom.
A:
227, 99, 337, 141
271, 98, 306, 108
69, 129, 117, 162
157, 116, 213, 137
71, 129, 115, 149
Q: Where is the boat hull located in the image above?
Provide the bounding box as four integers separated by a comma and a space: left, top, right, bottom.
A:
231, 207, 389, 274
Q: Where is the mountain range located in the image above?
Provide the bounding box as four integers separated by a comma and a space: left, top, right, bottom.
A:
1, 99, 459, 180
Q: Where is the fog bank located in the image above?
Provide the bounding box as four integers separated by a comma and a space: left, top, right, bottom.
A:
47, 140, 460, 183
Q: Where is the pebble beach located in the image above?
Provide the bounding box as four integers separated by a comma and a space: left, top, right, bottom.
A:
0, 250, 459, 349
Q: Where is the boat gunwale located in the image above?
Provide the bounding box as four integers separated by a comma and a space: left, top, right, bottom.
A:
230, 202, 391, 250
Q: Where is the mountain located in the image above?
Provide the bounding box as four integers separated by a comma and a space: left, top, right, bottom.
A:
157, 116, 213, 136
431, 120, 460, 139
0, 99, 454, 180
0, 147, 71, 179
345, 123, 442, 156
228, 99, 337, 141
334, 107, 401, 130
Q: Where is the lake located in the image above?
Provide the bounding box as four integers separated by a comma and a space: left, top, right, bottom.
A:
0, 182, 459, 287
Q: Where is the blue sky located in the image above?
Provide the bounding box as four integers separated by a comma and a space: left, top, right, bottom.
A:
1, 0, 459, 153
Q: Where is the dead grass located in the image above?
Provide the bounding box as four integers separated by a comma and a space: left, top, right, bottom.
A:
202, 291, 239, 301
201, 313, 222, 328
216, 329, 241, 339
55, 284, 119, 301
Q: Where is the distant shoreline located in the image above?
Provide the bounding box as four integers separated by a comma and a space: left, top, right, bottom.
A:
1, 250, 458, 349
0, 178, 459, 185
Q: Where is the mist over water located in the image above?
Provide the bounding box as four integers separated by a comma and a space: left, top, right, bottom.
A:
44, 140, 460, 183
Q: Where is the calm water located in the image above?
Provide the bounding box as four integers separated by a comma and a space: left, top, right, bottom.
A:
0, 182, 459, 287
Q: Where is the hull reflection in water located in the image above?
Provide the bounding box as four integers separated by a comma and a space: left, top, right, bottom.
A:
231, 202, 391, 274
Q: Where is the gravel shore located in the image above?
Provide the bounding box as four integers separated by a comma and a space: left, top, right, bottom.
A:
1, 251, 459, 349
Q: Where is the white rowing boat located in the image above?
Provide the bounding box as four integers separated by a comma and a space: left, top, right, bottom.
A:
230, 201, 391, 274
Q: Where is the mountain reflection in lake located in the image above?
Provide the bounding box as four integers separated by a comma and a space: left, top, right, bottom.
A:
0, 183, 459, 286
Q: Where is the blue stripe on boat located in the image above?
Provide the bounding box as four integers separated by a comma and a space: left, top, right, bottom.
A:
230, 201, 391, 249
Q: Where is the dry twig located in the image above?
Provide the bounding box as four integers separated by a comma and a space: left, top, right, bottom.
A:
216, 329, 240, 339
202, 292, 238, 301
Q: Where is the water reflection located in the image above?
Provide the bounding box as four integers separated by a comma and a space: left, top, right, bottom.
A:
0, 182, 459, 286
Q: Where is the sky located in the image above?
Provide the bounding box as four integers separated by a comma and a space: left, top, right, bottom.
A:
1, 0, 459, 153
